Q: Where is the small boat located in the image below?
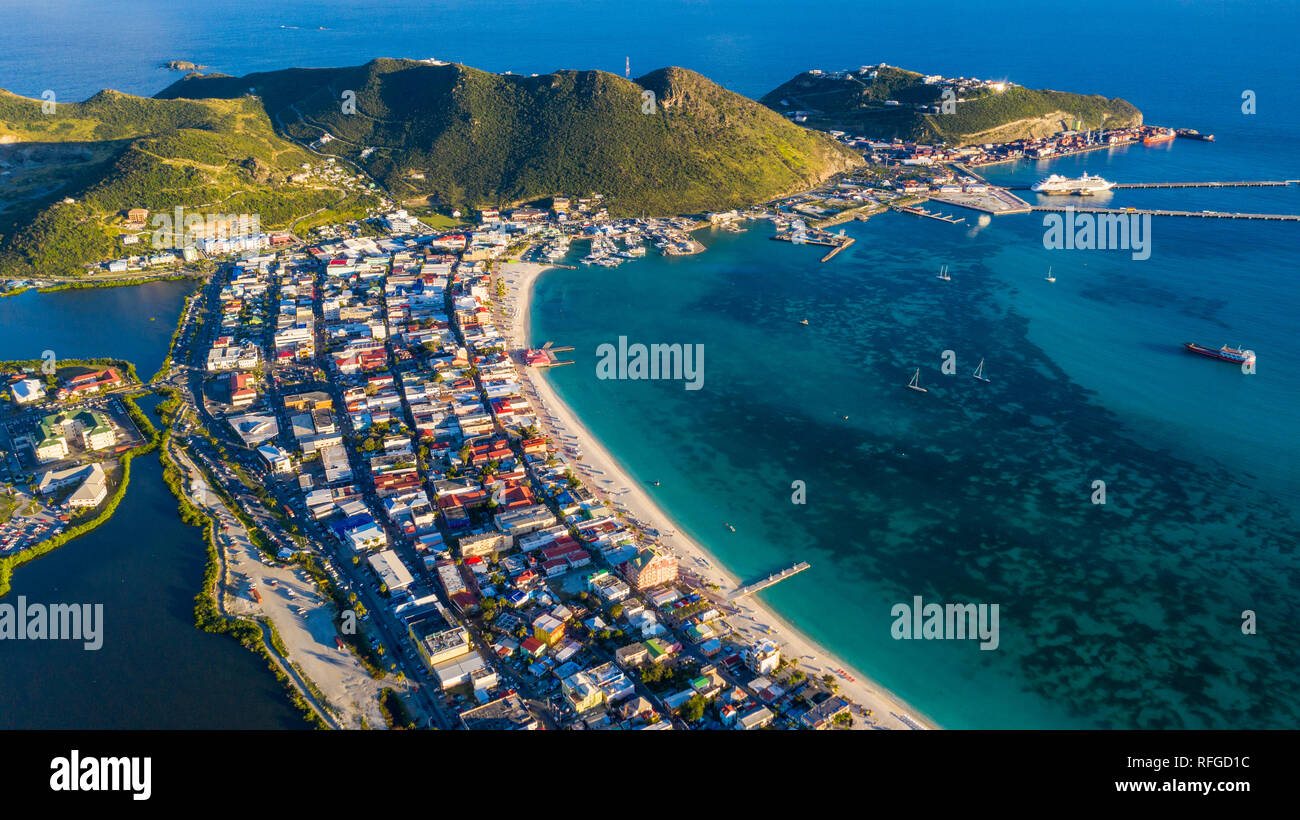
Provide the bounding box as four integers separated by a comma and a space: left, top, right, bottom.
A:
651, 480, 660, 486
907, 368, 928, 393
1044, 266, 1056, 283
726, 523, 736, 532
972, 358, 990, 383
936, 265, 951, 281
799, 318, 809, 325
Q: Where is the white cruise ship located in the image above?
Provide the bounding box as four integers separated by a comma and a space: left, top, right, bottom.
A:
1030, 172, 1115, 195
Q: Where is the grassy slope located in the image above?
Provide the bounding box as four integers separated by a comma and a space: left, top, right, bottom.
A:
158, 59, 862, 215
760, 65, 1142, 145
0, 90, 353, 277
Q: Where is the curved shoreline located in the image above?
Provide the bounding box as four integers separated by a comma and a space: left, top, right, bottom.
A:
500, 258, 939, 730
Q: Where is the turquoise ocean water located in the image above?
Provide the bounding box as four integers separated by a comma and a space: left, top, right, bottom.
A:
533, 133, 1300, 729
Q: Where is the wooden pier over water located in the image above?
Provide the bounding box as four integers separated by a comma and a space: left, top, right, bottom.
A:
526, 341, 575, 368
1030, 205, 1300, 222
731, 561, 812, 600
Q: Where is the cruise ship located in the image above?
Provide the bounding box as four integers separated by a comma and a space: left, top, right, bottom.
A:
1030, 172, 1115, 195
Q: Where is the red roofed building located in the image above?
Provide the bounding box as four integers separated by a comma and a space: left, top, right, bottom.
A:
56, 367, 124, 399
374, 471, 421, 498
229, 372, 257, 407
542, 541, 583, 562
450, 590, 479, 613
565, 549, 591, 569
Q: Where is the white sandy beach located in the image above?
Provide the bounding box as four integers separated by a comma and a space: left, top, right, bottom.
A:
497, 258, 937, 730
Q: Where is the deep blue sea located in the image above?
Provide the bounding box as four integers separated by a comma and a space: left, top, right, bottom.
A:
1, 0, 1298, 728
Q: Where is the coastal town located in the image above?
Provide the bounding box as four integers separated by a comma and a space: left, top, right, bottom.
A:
1, 55, 1272, 734
0, 177, 935, 729
0, 77, 1251, 730
163, 204, 920, 730
2, 0, 1294, 803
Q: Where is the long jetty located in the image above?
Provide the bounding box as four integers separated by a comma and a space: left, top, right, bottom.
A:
1114, 180, 1296, 189
1030, 205, 1300, 222
731, 561, 812, 600
1009, 179, 1298, 191
772, 230, 855, 261
820, 237, 855, 262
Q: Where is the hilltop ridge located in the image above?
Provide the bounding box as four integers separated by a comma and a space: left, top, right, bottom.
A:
157, 58, 862, 215
760, 63, 1142, 145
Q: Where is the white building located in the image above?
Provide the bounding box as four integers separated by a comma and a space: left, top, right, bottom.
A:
368, 549, 414, 590
745, 639, 781, 676
256, 444, 293, 474
10, 378, 46, 405
344, 520, 388, 552
34, 462, 107, 508
206, 344, 262, 372
320, 445, 353, 484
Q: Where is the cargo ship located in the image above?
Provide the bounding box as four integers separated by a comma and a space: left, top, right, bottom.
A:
1143, 128, 1177, 146
1183, 342, 1255, 366
1176, 128, 1215, 142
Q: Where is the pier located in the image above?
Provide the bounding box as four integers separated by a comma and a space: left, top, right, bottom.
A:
772, 229, 856, 260
524, 341, 575, 368
929, 189, 1032, 215
1029, 205, 1300, 222
771, 232, 838, 247
890, 204, 966, 224
1010, 180, 1297, 190
1113, 180, 1295, 189
730, 561, 811, 600
820, 237, 854, 262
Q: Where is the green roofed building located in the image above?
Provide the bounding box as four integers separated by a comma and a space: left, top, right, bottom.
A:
33, 410, 116, 462
644, 638, 673, 662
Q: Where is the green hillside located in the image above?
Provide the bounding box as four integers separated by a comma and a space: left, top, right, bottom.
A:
760, 64, 1142, 145
157, 58, 862, 215
0, 90, 372, 277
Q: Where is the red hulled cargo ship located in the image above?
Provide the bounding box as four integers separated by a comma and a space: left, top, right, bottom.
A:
1143, 128, 1176, 145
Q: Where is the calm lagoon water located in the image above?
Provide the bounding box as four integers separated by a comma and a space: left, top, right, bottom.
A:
0, 288, 303, 729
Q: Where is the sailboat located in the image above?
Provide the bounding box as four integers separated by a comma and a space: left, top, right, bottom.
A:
907, 368, 928, 393
972, 358, 991, 383
936, 265, 951, 281
1044, 266, 1056, 283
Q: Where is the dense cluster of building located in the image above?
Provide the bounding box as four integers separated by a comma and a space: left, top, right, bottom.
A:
185, 203, 856, 729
